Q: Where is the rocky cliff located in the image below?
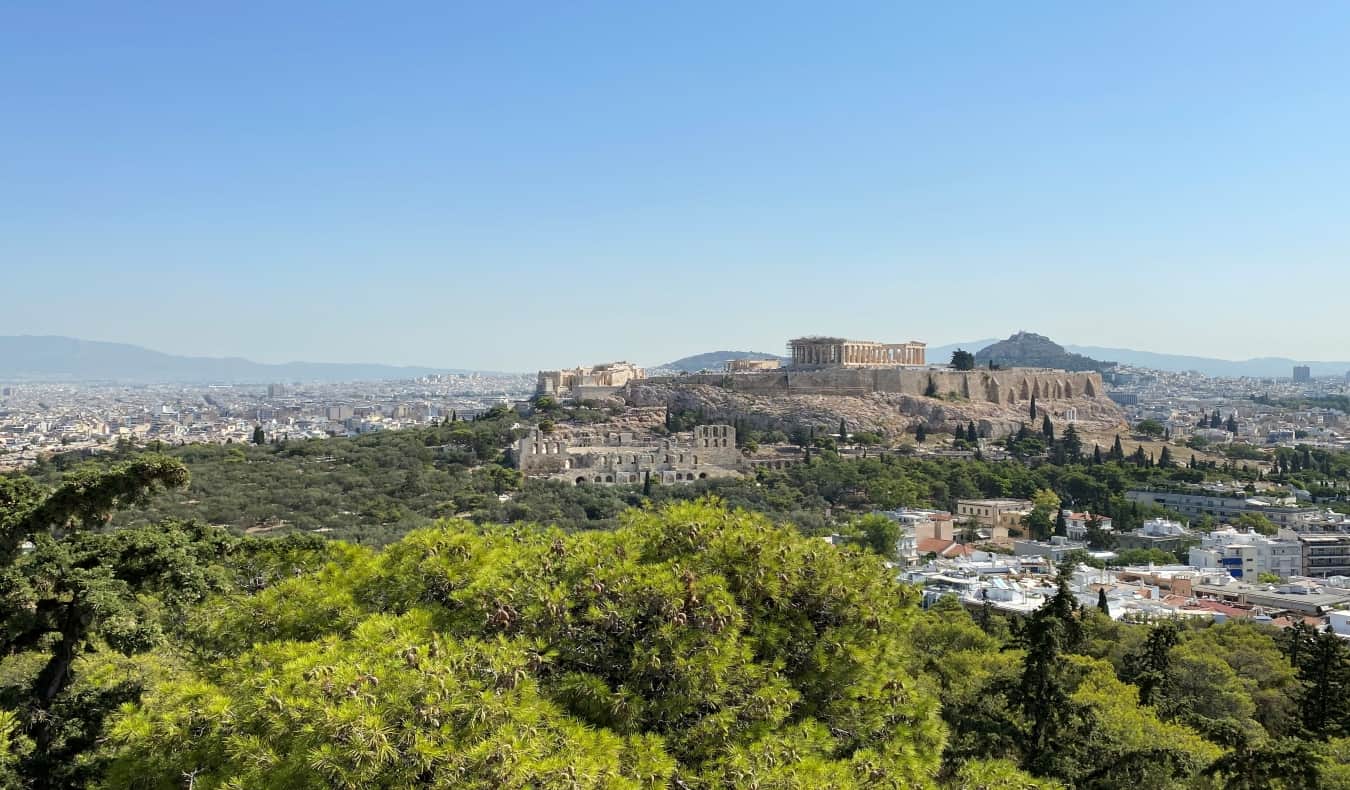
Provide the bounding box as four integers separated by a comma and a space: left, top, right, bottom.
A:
625, 377, 1125, 440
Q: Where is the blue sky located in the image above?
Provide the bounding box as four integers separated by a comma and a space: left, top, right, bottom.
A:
3, 2, 1348, 371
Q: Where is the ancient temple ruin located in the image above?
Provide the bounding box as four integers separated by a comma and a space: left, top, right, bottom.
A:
536, 361, 645, 399
788, 337, 926, 368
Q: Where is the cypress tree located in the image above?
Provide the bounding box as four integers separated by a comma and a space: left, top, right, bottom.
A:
642, 470, 652, 497
251, 425, 265, 445
1097, 587, 1110, 616
1042, 414, 1054, 441
1111, 435, 1124, 461
1092, 444, 1102, 465
967, 422, 978, 442
839, 418, 848, 443
915, 424, 927, 443
925, 376, 938, 397
1029, 394, 1038, 420
1054, 508, 1067, 538
1298, 630, 1350, 737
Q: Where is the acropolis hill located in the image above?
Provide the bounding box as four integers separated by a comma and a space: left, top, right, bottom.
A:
621, 335, 1126, 439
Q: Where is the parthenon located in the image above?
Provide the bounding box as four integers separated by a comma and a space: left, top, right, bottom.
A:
788, 337, 926, 368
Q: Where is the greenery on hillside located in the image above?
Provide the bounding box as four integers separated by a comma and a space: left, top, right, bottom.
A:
20, 415, 1349, 551
20, 408, 524, 545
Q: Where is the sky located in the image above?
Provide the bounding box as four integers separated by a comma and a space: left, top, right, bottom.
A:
3, 2, 1349, 371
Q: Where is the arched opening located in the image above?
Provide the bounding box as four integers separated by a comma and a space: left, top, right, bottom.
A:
605, 475, 613, 483
575, 477, 587, 485
698, 472, 708, 479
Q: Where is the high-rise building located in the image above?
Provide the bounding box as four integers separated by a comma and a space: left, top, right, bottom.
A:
1293, 365, 1312, 382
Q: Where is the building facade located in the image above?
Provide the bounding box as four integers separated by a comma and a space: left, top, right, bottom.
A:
1125, 489, 1316, 528
1300, 534, 1350, 578
516, 424, 743, 485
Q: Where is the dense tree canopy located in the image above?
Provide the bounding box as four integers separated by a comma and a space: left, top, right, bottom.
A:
5, 428, 1350, 788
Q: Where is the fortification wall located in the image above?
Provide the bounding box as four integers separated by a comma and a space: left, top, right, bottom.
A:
639, 368, 1104, 405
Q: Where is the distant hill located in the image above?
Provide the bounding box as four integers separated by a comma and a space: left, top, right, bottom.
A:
1061, 345, 1350, 378
660, 350, 786, 373
0, 335, 477, 383
974, 332, 1115, 372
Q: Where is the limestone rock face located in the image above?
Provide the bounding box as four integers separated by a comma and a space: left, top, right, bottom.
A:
624, 380, 1125, 439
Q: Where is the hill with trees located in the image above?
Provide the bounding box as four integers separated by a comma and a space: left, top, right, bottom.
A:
975, 332, 1115, 372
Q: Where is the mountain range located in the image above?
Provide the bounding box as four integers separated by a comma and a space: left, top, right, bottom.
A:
0, 336, 469, 383
4, 335, 1346, 384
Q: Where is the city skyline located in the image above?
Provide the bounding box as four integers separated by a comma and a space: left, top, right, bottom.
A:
5, 3, 1350, 371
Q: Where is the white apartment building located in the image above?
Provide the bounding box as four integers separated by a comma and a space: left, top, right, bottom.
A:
1187, 526, 1303, 581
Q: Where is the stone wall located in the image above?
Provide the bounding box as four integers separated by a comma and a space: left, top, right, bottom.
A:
645, 368, 1103, 404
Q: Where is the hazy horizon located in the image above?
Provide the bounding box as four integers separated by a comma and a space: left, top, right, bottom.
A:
5, 332, 1350, 375
5, 3, 1349, 370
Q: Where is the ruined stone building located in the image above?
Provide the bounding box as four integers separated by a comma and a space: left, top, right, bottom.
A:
536, 361, 645, 399
725, 358, 782, 372
515, 424, 743, 485
788, 337, 926, 367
